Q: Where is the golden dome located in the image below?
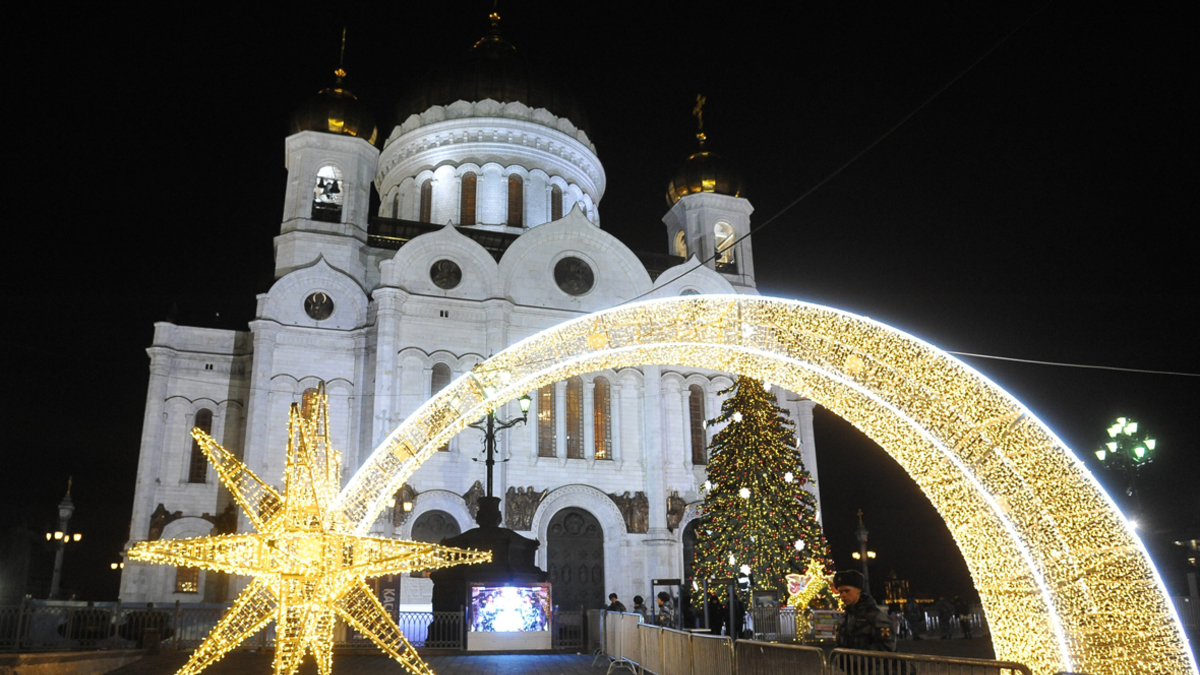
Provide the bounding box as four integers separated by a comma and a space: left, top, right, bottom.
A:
291, 69, 378, 145
665, 148, 744, 206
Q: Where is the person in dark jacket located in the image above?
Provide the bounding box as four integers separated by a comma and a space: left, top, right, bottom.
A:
833, 570, 896, 652
632, 595, 650, 622
606, 593, 627, 612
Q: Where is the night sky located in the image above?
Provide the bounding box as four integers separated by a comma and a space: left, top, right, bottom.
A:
8, 2, 1197, 604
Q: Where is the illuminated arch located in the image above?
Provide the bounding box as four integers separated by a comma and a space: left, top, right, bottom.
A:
335, 295, 1194, 675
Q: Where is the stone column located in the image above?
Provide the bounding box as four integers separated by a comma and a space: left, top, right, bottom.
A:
680, 387, 694, 470
796, 399, 821, 517
641, 366, 675, 576
555, 380, 567, 463
610, 382, 623, 466
583, 377, 596, 462
372, 289, 405, 448
243, 321, 280, 491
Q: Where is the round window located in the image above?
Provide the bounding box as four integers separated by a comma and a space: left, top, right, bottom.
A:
304, 292, 334, 320
430, 259, 462, 289
554, 257, 595, 296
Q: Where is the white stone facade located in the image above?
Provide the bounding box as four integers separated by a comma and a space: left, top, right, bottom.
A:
120, 97, 821, 611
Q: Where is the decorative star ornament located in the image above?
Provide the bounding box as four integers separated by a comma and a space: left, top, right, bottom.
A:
129, 384, 490, 675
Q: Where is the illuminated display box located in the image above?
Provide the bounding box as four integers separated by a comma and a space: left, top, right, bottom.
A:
466, 584, 552, 651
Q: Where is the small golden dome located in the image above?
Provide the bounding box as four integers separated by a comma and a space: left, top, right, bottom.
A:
291, 69, 378, 145
665, 148, 744, 206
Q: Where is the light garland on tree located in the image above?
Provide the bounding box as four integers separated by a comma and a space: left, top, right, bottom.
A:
130, 384, 490, 675
335, 295, 1193, 675
689, 377, 834, 612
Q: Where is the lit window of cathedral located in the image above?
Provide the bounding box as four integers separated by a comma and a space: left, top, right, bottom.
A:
689, 385, 707, 465
566, 377, 584, 459
460, 172, 477, 225
593, 377, 612, 460
188, 409, 213, 483
538, 384, 556, 457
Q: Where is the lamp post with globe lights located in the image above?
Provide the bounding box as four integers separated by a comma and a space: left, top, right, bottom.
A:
1093, 416, 1156, 519
468, 393, 532, 499
853, 509, 876, 594
45, 478, 82, 599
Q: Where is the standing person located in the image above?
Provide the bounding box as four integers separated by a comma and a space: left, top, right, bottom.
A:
632, 595, 650, 622
953, 596, 973, 639
606, 593, 627, 613
933, 596, 954, 639
832, 570, 896, 652
656, 591, 677, 628
903, 598, 925, 640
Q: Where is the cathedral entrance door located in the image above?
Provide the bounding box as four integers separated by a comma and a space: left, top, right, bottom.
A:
547, 507, 604, 611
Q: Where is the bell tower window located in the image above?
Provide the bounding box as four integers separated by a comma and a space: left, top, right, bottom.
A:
311, 166, 344, 223
460, 172, 477, 225
507, 175, 524, 227
674, 231, 688, 258
714, 221, 737, 271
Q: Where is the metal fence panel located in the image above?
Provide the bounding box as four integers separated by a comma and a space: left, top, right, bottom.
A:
618, 613, 641, 663
552, 610, 583, 650
735, 639, 825, 675
690, 632, 734, 675
661, 628, 692, 675
830, 648, 1033, 675
638, 624, 663, 674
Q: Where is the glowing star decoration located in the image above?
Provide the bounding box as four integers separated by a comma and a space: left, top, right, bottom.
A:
129, 384, 490, 675
785, 560, 830, 610
339, 295, 1196, 675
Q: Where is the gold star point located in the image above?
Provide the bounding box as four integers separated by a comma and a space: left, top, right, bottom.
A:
130, 383, 490, 675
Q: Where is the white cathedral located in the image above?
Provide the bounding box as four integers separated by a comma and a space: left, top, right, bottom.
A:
119, 17, 822, 612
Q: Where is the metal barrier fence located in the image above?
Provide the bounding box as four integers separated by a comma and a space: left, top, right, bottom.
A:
552, 610, 583, 649
736, 639, 826, 675
691, 632, 735, 675
829, 648, 1032, 675
0, 602, 465, 652
600, 612, 1034, 675
639, 624, 664, 674
661, 627, 692, 674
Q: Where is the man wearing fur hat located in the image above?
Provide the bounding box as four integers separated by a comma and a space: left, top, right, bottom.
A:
833, 570, 896, 652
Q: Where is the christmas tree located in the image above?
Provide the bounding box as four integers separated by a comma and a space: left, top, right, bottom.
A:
692, 377, 832, 610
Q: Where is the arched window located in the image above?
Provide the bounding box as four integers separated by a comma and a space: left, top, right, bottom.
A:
419, 179, 433, 223
714, 221, 736, 269
566, 377, 584, 459
507, 175, 524, 227
689, 385, 707, 465
431, 364, 452, 451
391, 192, 399, 218
537, 384, 556, 457
460, 172, 477, 225
551, 185, 563, 221
674, 231, 688, 258
188, 409, 213, 483
593, 377, 612, 460
174, 566, 200, 593
311, 165, 343, 222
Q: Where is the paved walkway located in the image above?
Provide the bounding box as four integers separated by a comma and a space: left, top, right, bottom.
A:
111, 651, 605, 675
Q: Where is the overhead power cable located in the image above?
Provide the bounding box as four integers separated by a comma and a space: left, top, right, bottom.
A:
616, 1, 1051, 307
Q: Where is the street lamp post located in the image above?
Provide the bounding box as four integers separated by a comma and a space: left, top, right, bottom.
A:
46, 478, 81, 600
853, 509, 876, 594
1093, 416, 1157, 518
468, 394, 532, 500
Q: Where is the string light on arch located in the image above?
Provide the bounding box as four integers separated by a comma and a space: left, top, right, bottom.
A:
336, 295, 1195, 675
